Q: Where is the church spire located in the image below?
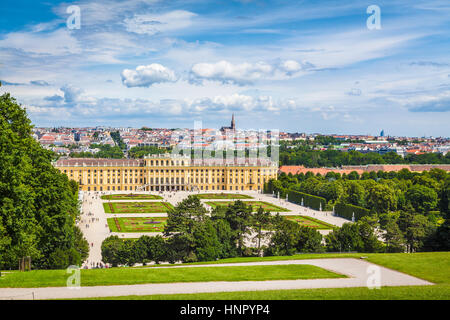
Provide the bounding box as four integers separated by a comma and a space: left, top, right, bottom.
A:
231, 114, 235, 130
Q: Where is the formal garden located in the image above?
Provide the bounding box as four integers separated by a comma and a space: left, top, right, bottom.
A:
103, 202, 174, 213
205, 201, 290, 212
284, 215, 335, 230
101, 194, 163, 200
196, 193, 253, 199
107, 217, 168, 232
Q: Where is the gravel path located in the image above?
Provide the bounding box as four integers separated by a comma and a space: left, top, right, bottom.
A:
0, 258, 432, 300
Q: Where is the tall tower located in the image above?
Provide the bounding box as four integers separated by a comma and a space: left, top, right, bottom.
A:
231, 114, 236, 130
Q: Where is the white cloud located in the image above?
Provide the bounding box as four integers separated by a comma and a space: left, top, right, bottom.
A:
121, 64, 177, 88
61, 84, 84, 103
124, 10, 197, 35
0, 29, 82, 56
189, 60, 313, 85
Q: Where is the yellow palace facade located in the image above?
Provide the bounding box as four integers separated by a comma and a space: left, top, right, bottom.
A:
54, 154, 278, 192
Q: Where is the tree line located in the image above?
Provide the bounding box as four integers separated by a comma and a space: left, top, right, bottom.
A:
279, 141, 450, 167
267, 168, 450, 252
101, 191, 450, 267
0, 93, 89, 270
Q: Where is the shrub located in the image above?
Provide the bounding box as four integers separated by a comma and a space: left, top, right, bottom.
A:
334, 203, 371, 222
288, 190, 327, 211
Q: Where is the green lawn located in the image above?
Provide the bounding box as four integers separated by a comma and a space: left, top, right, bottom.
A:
103, 202, 173, 213
0, 264, 343, 288
196, 193, 253, 199
205, 201, 290, 212
101, 194, 162, 200
284, 215, 335, 230
89, 285, 450, 300
107, 217, 167, 232
82, 252, 450, 300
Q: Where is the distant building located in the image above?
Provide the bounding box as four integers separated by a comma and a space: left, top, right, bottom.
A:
220, 114, 236, 132
54, 153, 278, 192
380, 129, 385, 137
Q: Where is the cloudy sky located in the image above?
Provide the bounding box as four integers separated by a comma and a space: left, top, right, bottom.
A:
0, 0, 449, 137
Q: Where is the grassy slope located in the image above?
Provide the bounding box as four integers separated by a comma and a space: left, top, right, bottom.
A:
88, 252, 450, 300
0, 264, 343, 288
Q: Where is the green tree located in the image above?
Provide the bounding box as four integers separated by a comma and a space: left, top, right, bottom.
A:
0, 93, 85, 269
223, 200, 253, 256
266, 219, 301, 256
252, 206, 272, 253
295, 226, 324, 253
406, 185, 438, 213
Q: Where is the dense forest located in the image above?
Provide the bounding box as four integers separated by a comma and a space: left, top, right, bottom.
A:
0, 92, 89, 270
266, 169, 450, 252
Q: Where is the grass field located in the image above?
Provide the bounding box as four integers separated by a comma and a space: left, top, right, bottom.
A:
82, 252, 450, 300
101, 194, 162, 200
107, 217, 167, 232
103, 202, 174, 213
205, 201, 290, 212
0, 264, 343, 288
284, 215, 335, 230
196, 193, 253, 199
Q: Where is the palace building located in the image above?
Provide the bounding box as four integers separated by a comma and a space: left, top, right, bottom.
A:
54, 153, 278, 192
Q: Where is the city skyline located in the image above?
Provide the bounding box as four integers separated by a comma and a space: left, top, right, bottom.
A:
0, 0, 449, 136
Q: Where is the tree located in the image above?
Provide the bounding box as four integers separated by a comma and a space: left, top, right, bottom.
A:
398, 212, 434, 252
266, 219, 301, 256
101, 236, 122, 267
164, 195, 209, 262
366, 184, 397, 213
0, 93, 86, 269
212, 217, 237, 258
325, 223, 363, 252
382, 218, 405, 253
295, 226, 324, 253
406, 185, 438, 213
193, 219, 221, 261
252, 207, 272, 253
223, 200, 253, 255
343, 181, 366, 207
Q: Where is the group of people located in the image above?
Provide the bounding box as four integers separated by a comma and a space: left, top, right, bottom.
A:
83, 261, 108, 269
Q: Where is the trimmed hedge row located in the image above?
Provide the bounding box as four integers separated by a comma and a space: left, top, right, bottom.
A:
264, 180, 328, 211
288, 190, 327, 211
334, 203, 370, 221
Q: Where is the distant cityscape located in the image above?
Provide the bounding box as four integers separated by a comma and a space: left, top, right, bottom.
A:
33, 117, 449, 158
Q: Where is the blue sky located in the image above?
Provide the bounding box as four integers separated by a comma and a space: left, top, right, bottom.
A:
0, 0, 449, 137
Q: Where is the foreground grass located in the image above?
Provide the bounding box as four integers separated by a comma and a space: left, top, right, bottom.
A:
82, 252, 450, 300
0, 264, 343, 288
88, 285, 450, 300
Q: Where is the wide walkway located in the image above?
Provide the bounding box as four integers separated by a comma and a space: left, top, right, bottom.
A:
0, 258, 432, 300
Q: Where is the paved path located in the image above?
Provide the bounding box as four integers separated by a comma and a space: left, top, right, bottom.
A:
0, 258, 432, 300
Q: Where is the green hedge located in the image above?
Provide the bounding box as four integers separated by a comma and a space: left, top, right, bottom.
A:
264, 180, 328, 211
334, 203, 370, 221
288, 190, 327, 211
